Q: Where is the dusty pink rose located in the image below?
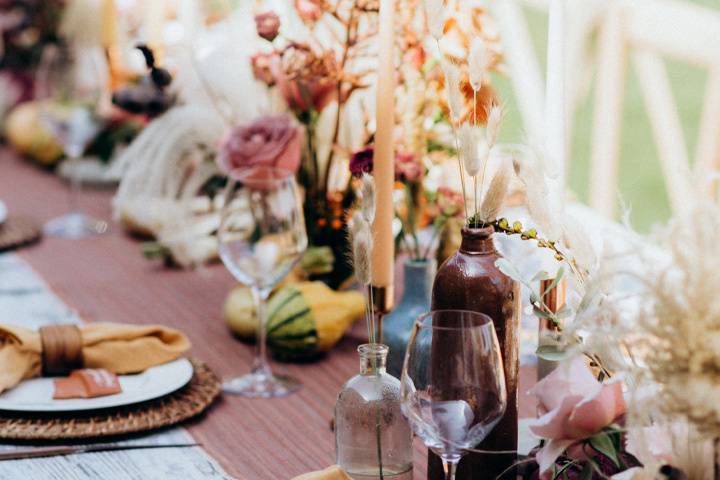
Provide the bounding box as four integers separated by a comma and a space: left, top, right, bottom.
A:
294, 0, 323, 22
395, 151, 423, 182
255, 12, 281, 42
528, 356, 626, 475
217, 115, 302, 175
437, 187, 464, 217
272, 66, 336, 113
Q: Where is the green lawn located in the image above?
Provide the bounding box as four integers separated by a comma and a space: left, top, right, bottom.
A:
492, 0, 718, 231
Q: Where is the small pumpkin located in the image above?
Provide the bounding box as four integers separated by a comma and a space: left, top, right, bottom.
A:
266, 282, 365, 360
223, 281, 364, 360
4, 101, 63, 165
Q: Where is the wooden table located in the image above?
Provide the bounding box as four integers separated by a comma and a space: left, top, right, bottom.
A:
0, 150, 536, 479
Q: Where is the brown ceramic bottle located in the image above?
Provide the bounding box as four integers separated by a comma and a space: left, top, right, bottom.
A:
427, 226, 520, 480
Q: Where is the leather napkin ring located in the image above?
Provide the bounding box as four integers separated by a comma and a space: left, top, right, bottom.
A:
40, 325, 83, 376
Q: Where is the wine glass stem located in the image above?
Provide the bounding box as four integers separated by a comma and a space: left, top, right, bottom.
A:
442, 457, 459, 480
250, 286, 272, 378
67, 154, 82, 214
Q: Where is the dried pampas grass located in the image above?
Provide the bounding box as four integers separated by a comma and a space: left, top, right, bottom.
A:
348, 212, 372, 286
441, 61, 464, 125
479, 160, 510, 223
360, 173, 376, 224
458, 123, 485, 177
628, 198, 720, 439
485, 104, 503, 147
468, 38, 488, 92
423, 0, 445, 40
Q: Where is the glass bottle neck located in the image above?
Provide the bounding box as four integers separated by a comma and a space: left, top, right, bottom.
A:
358, 344, 388, 375
459, 226, 496, 254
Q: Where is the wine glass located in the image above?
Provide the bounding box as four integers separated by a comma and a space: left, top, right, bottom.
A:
35, 42, 108, 238
218, 166, 308, 397
400, 310, 507, 480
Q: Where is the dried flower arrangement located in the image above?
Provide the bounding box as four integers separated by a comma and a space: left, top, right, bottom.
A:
562, 191, 720, 478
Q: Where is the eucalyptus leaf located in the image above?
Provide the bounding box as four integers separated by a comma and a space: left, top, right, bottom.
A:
495, 258, 523, 283
536, 345, 572, 362
532, 270, 551, 282
541, 266, 565, 296
589, 433, 620, 468
555, 306, 573, 319
532, 306, 553, 319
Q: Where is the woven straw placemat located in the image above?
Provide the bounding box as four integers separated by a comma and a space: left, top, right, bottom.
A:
0, 358, 221, 440
0, 217, 41, 253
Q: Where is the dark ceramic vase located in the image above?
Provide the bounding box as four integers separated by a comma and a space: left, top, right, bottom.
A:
384, 259, 435, 378
427, 226, 520, 480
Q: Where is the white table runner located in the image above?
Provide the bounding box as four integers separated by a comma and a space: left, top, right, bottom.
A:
0, 253, 234, 480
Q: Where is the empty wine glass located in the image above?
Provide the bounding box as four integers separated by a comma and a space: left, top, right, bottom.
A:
218, 166, 308, 397
401, 310, 507, 480
35, 42, 108, 238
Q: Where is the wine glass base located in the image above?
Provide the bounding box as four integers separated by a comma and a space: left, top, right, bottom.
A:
223, 372, 301, 398
44, 213, 108, 239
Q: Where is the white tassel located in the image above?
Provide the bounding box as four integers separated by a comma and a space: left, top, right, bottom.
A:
468, 38, 488, 92
424, 0, 445, 41
441, 61, 463, 124
486, 104, 503, 148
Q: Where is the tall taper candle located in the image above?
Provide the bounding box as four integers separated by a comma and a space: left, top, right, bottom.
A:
372, 0, 395, 291
545, 0, 566, 206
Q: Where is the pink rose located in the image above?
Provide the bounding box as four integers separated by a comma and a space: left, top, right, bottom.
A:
294, 0, 323, 22
272, 62, 336, 113
395, 151, 423, 182
528, 356, 626, 474
217, 115, 302, 175
255, 11, 280, 42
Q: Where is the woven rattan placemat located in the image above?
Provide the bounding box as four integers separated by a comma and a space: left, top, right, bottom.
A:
0, 217, 41, 253
0, 358, 221, 440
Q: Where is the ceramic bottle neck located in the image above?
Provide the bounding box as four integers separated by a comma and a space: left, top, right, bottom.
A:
459, 226, 497, 255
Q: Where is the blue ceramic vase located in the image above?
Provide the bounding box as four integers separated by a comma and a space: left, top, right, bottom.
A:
384, 259, 434, 377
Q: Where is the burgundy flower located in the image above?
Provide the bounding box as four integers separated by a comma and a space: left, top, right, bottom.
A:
294, 0, 323, 22
254, 12, 280, 42
395, 151, 423, 182
217, 115, 302, 175
350, 147, 374, 177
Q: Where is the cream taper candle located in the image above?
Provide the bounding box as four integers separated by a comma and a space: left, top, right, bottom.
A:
372, 0, 396, 289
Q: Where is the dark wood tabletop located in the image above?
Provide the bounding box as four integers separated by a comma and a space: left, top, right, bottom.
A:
0, 150, 536, 479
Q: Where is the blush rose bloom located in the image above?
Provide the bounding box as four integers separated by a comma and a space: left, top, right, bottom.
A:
217, 115, 302, 175
255, 12, 280, 42
528, 356, 626, 475
294, 0, 323, 22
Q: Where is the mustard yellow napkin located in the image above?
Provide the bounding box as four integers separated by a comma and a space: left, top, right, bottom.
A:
0, 322, 191, 394
291, 466, 352, 480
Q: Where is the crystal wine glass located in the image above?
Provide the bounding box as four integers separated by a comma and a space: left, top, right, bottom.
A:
35, 43, 108, 238
218, 166, 308, 397
401, 310, 507, 480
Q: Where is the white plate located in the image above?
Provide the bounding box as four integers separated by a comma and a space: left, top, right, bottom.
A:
0, 358, 193, 412
0, 200, 6, 226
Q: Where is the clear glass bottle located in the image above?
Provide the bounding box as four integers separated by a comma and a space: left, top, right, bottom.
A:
335, 344, 414, 480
